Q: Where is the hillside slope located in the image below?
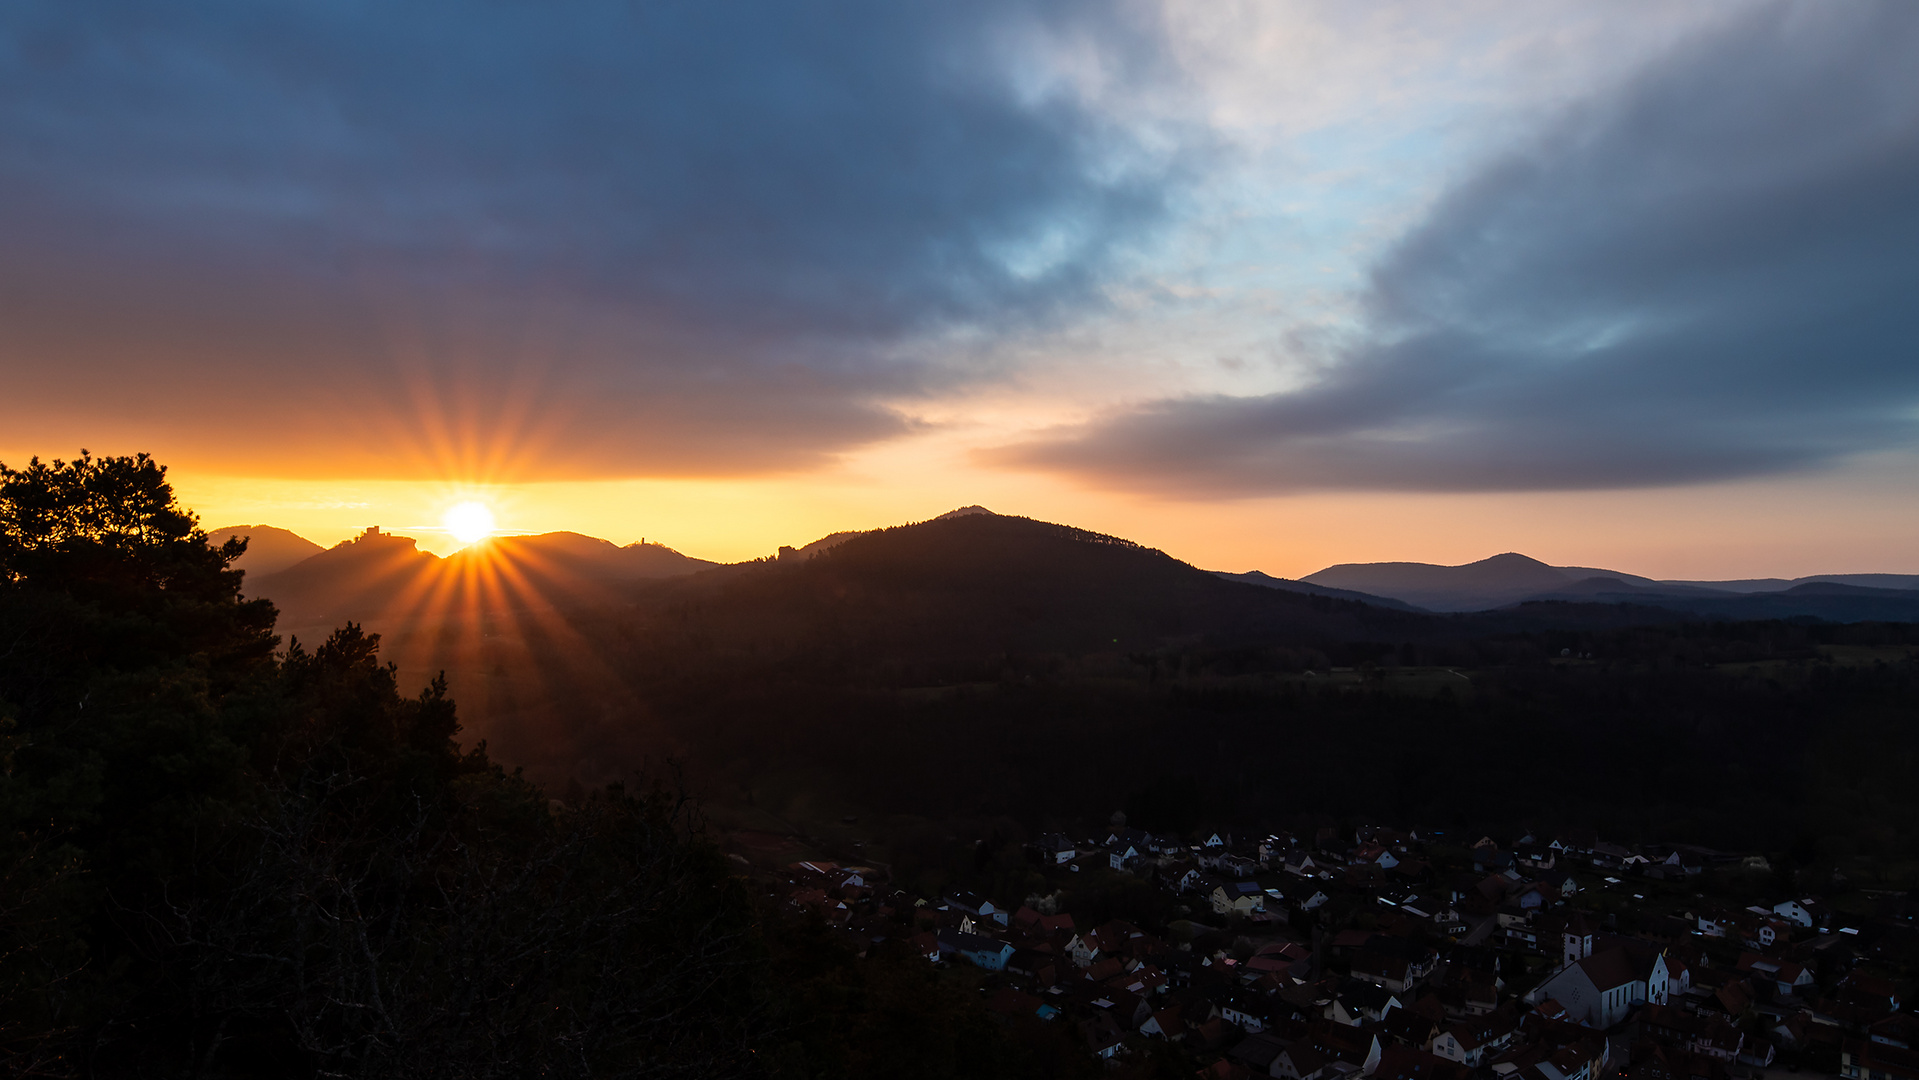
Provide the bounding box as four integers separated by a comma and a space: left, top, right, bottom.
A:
610, 512, 1436, 682
1302, 552, 1586, 610
206, 523, 325, 576
1213, 570, 1427, 612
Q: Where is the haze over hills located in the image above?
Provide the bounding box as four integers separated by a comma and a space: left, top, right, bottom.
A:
1211, 570, 1426, 612
1303, 552, 1654, 611
247, 525, 716, 631
1303, 552, 1919, 620
1662, 572, 1919, 593
205, 524, 325, 576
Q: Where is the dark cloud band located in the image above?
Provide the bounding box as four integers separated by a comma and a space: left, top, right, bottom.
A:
0, 0, 1183, 477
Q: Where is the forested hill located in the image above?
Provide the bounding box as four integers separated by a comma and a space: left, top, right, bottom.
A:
517, 511, 1919, 872
612, 511, 1439, 682
599, 511, 1766, 688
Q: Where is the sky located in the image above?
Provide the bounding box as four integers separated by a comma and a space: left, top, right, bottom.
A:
3, 0, 1917, 578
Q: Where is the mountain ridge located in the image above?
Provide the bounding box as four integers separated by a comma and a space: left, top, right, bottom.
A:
217, 521, 1919, 627
245, 526, 716, 630
1303, 553, 1919, 615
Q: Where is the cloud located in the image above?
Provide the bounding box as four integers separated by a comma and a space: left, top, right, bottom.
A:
0, 0, 1188, 477
993, 2, 1919, 495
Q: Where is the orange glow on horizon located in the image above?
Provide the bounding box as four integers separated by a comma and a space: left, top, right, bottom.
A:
157, 438, 1919, 585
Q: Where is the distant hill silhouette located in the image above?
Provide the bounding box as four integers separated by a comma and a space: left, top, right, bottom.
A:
1516, 577, 1919, 623
1212, 570, 1427, 612
1661, 572, 1919, 593
247, 528, 443, 629
247, 526, 715, 630
1300, 552, 1919, 619
461, 531, 718, 582
206, 524, 325, 576
1303, 553, 1625, 611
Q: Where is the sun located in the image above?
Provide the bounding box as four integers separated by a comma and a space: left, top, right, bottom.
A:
443, 501, 497, 545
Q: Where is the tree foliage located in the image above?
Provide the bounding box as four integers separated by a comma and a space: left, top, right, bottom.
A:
0, 454, 768, 1077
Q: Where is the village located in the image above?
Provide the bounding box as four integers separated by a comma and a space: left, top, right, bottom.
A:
765, 820, 1919, 1080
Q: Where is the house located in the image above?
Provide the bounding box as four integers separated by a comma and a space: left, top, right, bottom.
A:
1081, 1013, 1126, 1060
1273, 1042, 1334, 1080
1313, 1024, 1385, 1075
943, 890, 1009, 927
1658, 850, 1706, 876
1842, 1037, 1919, 1080
1694, 908, 1734, 938
1736, 953, 1815, 997
1326, 981, 1403, 1026
1513, 883, 1557, 910
1536, 911, 1595, 967
1353, 844, 1401, 870
1591, 842, 1634, 868
1212, 880, 1267, 917
1110, 843, 1146, 872
1431, 1005, 1520, 1067
1472, 844, 1514, 874
1839, 972, 1903, 1015
1352, 943, 1439, 995
1530, 1039, 1609, 1080
1378, 1008, 1443, 1051
1642, 1003, 1746, 1062
1742, 916, 1796, 951
909, 930, 941, 962
1036, 832, 1077, 864
1140, 1005, 1186, 1040
1218, 990, 1271, 1032
936, 929, 1015, 971
1514, 843, 1558, 871
1870, 1014, 1919, 1050
1228, 1031, 1290, 1072
1373, 1045, 1470, 1080
1037, 911, 1076, 936
1286, 853, 1325, 877
1065, 932, 1102, 967
1553, 829, 1598, 854
1772, 899, 1821, 929
1220, 853, 1263, 878
1090, 986, 1154, 1031
1526, 947, 1668, 1029
826, 866, 872, 897
1353, 952, 1416, 994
